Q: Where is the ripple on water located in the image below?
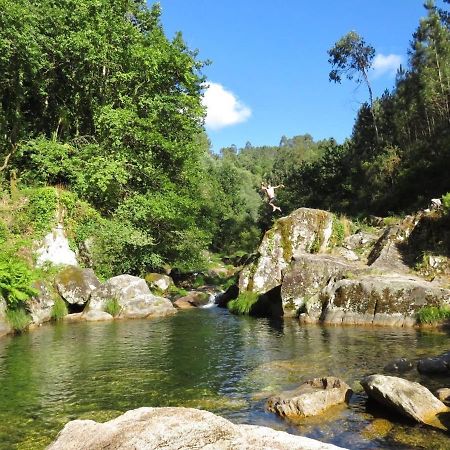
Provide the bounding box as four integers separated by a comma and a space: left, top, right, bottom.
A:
0, 309, 450, 449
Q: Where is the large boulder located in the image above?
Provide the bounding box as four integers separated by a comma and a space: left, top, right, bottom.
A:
145, 273, 173, 293
267, 377, 352, 418
86, 275, 176, 319
417, 351, 450, 375
48, 407, 346, 450
360, 374, 449, 428
55, 266, 100, 305
0, 297, 12, 337
35, 224, 78, 267
281, 253, 361, 317
28, 281, 57, 325
322, 275, 450, 326
239, 208, 334, 295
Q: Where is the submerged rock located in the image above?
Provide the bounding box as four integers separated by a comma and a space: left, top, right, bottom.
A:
383, 358, 415, 374
417, 351, 450, 375
48, 407, 346, 450
360, 374, 449, 428
55, 266, 100, 305
267, 377, 352, 418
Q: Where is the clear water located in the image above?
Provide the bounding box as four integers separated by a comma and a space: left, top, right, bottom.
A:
1, 308, 450, 449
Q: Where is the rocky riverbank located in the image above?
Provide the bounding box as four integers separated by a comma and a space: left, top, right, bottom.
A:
232, 205, 450, 327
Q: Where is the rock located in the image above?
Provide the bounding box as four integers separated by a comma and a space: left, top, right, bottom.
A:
83, 310, 114, 322
215, 284, 239, 307
145, 273, 173, 293
173, 298, 196, 309
360, 374, 449, 428
239, 208, 334, 295
63, 313, 84, 323
267, 377, 352, 418
281, 253, 361, 317
28, 281, 57, 325
176, 291, 210, 307
48, 407, 346, 450
35, 224, 78, 267
436, 388, 450, 404
343, 231, 378, 251
0, 297, 12, 337
383, 358, 414, 374
55, 266, 100, 305
334, 248, 359, 262
119, 296, 175, 319
417, 351, 450, 375
86, 275, 176, 319
322, 275, 450, 326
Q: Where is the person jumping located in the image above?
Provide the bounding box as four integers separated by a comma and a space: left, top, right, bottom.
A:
261, 182, 284, 212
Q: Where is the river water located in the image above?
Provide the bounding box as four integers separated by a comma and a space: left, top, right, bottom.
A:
0, 308, 449, 449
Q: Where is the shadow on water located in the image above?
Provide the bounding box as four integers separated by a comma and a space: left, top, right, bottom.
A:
0, 309, 450, 449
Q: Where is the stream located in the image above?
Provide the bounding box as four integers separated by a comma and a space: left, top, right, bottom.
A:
0, 308, 449, 449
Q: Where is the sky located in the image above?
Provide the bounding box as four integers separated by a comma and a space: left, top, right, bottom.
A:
157, 1, 437, 152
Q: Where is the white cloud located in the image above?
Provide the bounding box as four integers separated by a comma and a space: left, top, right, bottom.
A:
202, 82, 251, 130
372, 53, 403, 78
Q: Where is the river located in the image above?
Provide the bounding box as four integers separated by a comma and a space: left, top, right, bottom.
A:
0, 308, 449, 449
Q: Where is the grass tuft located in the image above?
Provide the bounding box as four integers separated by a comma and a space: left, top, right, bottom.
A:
105, 298, 121, 317
417, 306, 450, 324
51, 297, 68, 321
6, 308, 31, 332
228, 291, 260, 315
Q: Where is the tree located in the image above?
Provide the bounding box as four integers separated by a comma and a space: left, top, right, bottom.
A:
328, 31, 379, 141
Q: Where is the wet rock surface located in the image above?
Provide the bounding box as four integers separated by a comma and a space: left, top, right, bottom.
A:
267, 377, 352, 418
360, 374, 449, 428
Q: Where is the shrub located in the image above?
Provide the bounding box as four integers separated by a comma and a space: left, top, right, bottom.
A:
442, 192, 450, 215
417, 306, 450, 324
0, 258, 38, 307
51, 297, 68, 321
6, 308, 31, 332
228, 291, 259, 315
330, 216, 346, 247
105, 298, 121, 317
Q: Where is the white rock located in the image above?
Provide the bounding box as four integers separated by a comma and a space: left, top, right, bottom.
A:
35, 224, 78, 267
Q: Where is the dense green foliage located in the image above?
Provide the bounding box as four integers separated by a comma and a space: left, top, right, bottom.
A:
417, 305, 450, 324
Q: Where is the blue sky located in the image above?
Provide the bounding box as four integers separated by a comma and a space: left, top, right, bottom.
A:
158, 1, 437, 151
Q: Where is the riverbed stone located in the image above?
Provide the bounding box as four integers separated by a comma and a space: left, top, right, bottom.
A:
48, 407, 346, 450
436, 388, 450, 404
173, 298, 197, 309
383, 358, 415, 374
267, 377, 352, 418
360, 374, 449, 428
239, 208, 334, 295
281, 253, 361, 317
417, 351, 450, 375
322, 275, 450, 326
55, 266, 100, 305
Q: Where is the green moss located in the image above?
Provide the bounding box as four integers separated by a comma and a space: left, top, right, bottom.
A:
276, 217, 294, 262
50, 296, 68, 321
5, 308, 31, 332
105, 298, 121, 317
228, 291, 260, 315
417, 306, 450, 324
330, 216, 346, 247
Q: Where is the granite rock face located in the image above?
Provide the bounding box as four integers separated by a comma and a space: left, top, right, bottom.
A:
322, 275, 450, 327
145, 273, 173, 293
267, 377, 352, 418
86, 275, 176, 319
239, 208, 334, 295
55, 266, 100, 305
0, 297, 12, 337
28, 281, 57, 325
48, 407, 347, 450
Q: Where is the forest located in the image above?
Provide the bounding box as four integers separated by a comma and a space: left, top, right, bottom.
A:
0, 0, 449, 284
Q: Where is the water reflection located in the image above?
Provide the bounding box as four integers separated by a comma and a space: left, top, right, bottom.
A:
0, 309, 449, 449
